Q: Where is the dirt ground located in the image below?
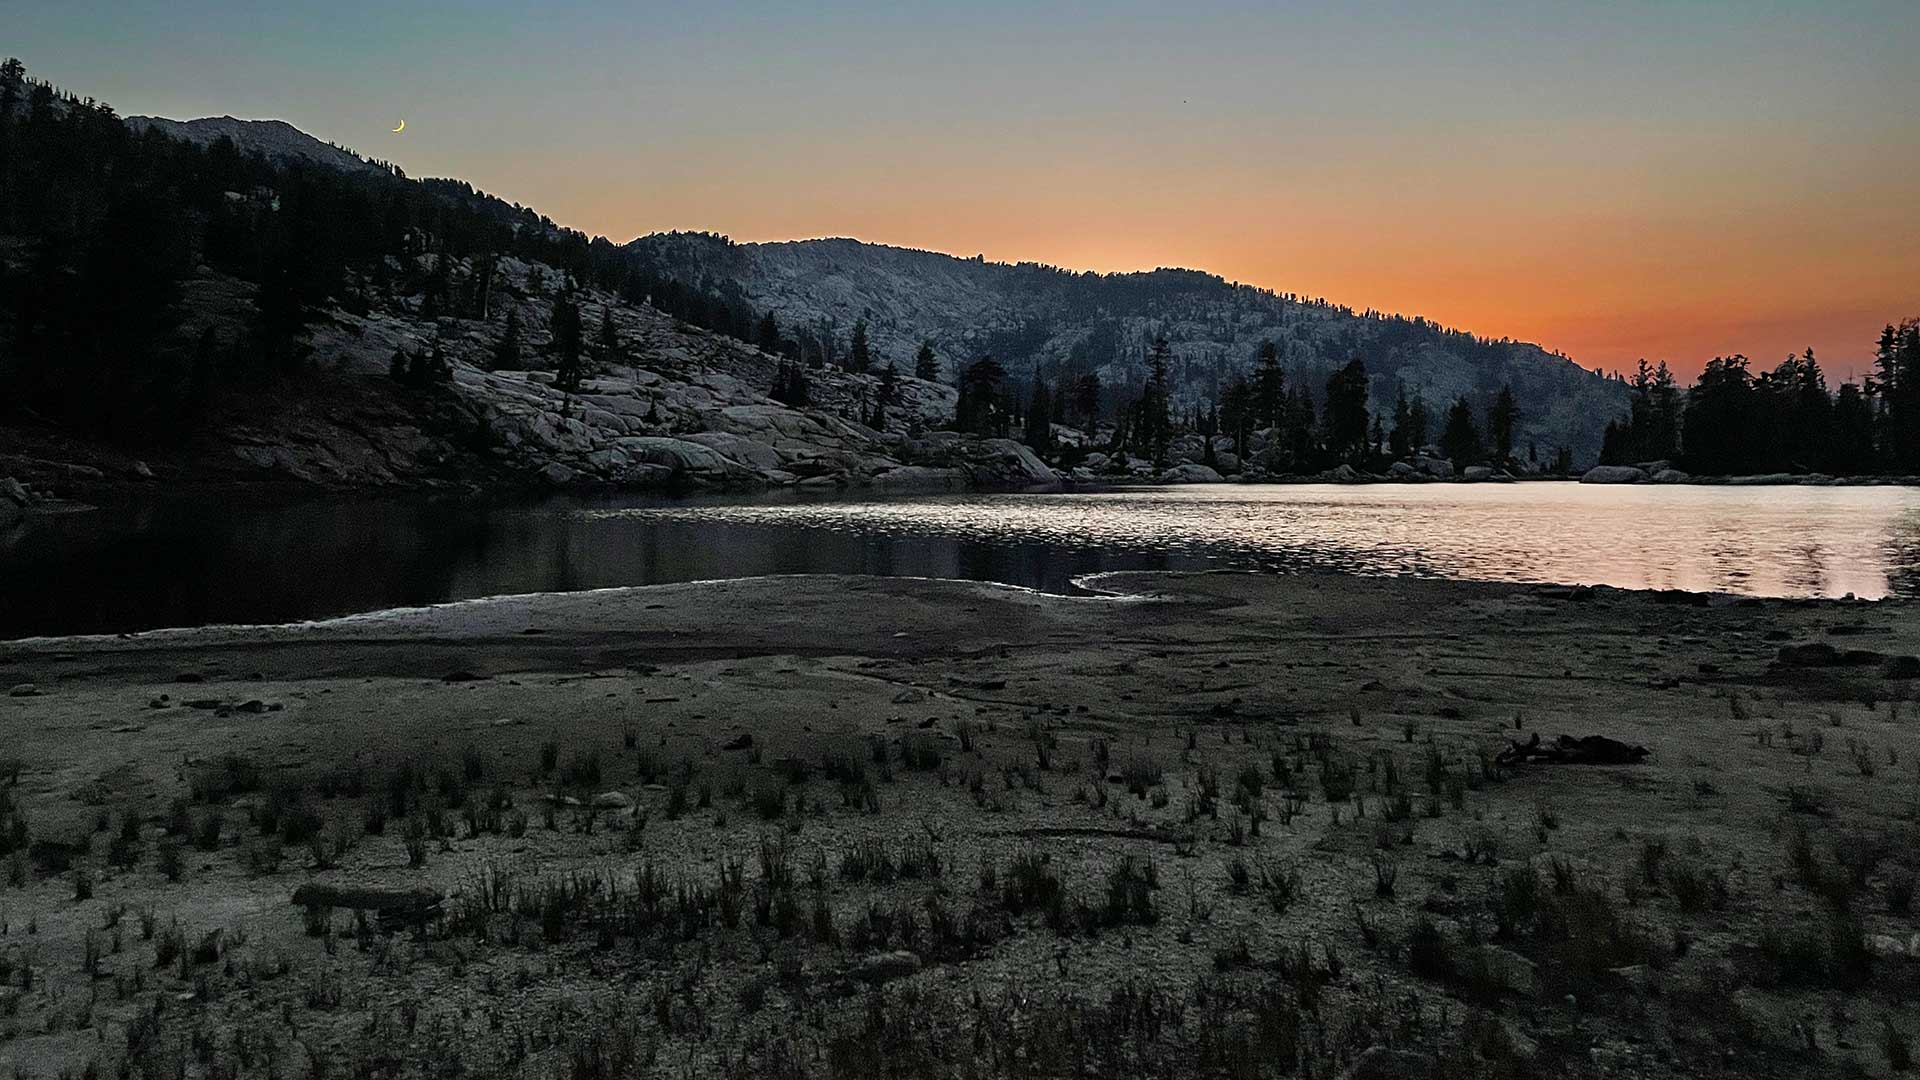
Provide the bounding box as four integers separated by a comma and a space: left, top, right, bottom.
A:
0, 571, 1916, 1078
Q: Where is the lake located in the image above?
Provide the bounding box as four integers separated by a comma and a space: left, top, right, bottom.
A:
6, 482, 1920, 638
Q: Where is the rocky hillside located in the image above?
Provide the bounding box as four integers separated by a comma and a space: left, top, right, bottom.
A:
0, 61, 1056, 506
627, 233, 1631, 463
124, 115, 386, 175
0, 251, 1060, 503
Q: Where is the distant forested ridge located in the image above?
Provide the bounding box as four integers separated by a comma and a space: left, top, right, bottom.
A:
625, 233, 1633, 464
1598, 330, 1920, 476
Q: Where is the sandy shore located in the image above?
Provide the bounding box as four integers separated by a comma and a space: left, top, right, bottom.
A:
2, 572, 1917, 1078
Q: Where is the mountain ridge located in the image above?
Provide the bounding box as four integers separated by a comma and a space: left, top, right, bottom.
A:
97, 106, 1625, 463
626, 230, 1630, 462
124, 114, 386, 176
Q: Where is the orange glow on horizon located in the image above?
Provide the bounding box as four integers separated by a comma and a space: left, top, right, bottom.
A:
541, 160, 1918, 384
19, 2, 1917, 385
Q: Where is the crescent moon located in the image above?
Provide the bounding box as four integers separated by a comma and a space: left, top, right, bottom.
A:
391, 119, 405, 133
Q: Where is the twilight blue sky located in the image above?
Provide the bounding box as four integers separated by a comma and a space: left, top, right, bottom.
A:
11, 0, 1918, 376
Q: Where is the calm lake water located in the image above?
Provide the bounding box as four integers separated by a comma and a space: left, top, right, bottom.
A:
6, 482, 1920, 638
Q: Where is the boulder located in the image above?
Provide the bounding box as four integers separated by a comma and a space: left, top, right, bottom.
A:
612, 436, 751, 481
680, 432, 785, 472
869, 465, 968, 490
591, 791, 633, 810
1168, 434, 1207, 464
851, 950, 922, 983
1607, 964, 1657, 995
1881, 655, 1920, 679
1212, 451, 1242, 474
1, 477, 31, 507
1330, 463, 1361, 483
1476, 945, 1538, 996
1580, 465, 1648, 484
1158, 463, 1223, 484
1651, 468, 1691, 484
1340, 1046, 1432, 1080
613, 462, 676, 487
539, 462, 577, 487
1462, 465, 1495, 482
1387, 461, 1417, 479
1775, 642, 1843, 667
1412, 456, 1454, 478
8, 684, 42, 698
1867, 932, 1919, 961
960, 439, 1055, 488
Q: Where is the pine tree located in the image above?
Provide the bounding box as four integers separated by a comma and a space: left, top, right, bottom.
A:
1487, 385, 1518, 462
1649, 361, 1681, 459
1680, 355, 1756, 474
1389, 387, 1413, 458
492, 308, 521, 371
871, 362, 900, 429
955, 357, 1008, 435
596, 307, 623, 369
1407, 394, 1430, 450
757, 311, 782, 355
1220, 377, 1252, 459
1439, 397, 1481, 466
1254, 340, 1284, 429
914, 340, 939, 381
849, 318, 872, 374
1142, 337, 1174, 466
1322, 359, 1369, 463
1599, 419, 1627, 465
1024, 373, 1052, 452
1833, 381, 1876, 474
1073, 372, 1102, 428
419, 249, 451, 322
550, 292, 584, 394
1284, 386, 1318, 467
1783, 349, 1832, 470
1876, 320, 1920, 471
771, 360, 810, 407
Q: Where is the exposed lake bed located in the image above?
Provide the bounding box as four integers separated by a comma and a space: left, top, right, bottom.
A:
2, 570, 1917, 1077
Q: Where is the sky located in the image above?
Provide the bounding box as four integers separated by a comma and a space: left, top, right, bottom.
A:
12, 0, 1919, 380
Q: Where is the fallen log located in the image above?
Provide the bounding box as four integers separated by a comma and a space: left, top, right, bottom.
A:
1495, 733, 1649, 767
291, 883, 444, 931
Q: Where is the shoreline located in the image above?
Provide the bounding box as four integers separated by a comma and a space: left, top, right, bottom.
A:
9, 449, 1920, 522
0, 562, 1901, 649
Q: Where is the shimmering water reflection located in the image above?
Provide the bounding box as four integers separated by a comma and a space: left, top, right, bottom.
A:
6, 482, 1920, 637
597, 483, 1920, 601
